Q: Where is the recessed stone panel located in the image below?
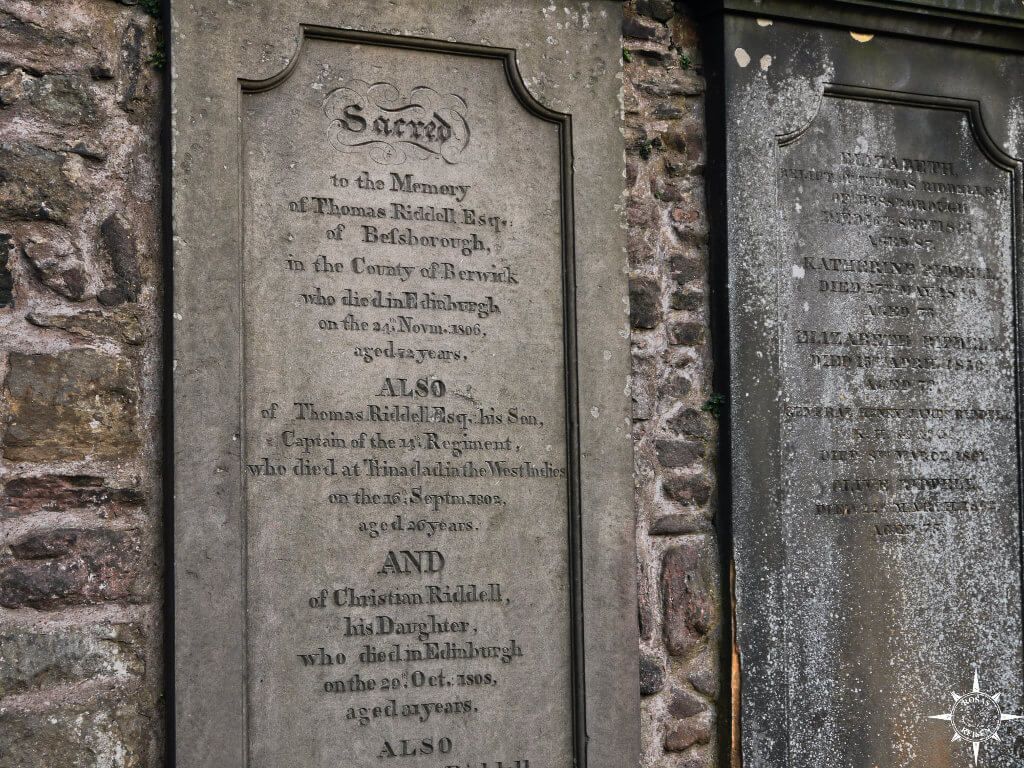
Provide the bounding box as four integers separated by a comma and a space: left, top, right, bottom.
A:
242, 32, 576, 768
708, 2, 1024, 766
171, 5, 635, 768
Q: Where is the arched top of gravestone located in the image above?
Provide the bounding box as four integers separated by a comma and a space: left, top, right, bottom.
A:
695, 0, 1024, 51
238, 26, 570, 130
704, 0, 1024, 18
777, 84, 1022, 172
886, 0, 1024, 20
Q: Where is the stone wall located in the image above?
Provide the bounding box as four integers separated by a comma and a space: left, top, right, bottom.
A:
0, 1, 720, 766
0, 0, 164, 765
624, 2, 722, 767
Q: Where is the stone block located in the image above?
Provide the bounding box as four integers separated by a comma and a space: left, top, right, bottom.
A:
1, 474, 144, 519
638, 651, 665, 696
658, 371, 693, 400
97, 214, 142, 305
669, 250, 704, 285
0, 622, 143, 696
623, 14, 665, 41
0, 699, 149, 768
667, 686, 707, 718
662, 537, 719, 655
629, 275, 662, 329
636, 0, 675, 23
637, 559, 655, 642
654, 438, 703, 468
0, 528, 143, 609
687, 646, 720, 699
662, 474, 712, 506
0, 232, 12, 308
671, 289, 704, 311
652, 103, 686, 120
668, 320, 705, 346
670, 197, 708, 244
0, 142, 79, 224
664, 713, 713, 752
26, 309, 145, 345
2, 350, 138, 463
649, 511, 711, 535
635, 71, 705, 98
631, 352, 657, 421
0, 69, 98, 125
0, 4, 81, 76
667, 408, 710, 439
21, 228, 90, 300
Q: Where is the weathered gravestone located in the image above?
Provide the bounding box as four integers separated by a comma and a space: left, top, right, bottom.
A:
701, 1, 1024, 766
170, 4, 636, 768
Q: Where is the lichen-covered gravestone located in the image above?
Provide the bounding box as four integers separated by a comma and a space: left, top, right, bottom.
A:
702, 1, 1024, 766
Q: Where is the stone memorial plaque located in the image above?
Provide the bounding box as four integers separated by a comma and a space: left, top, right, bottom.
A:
704, 2, 1024, 766
242, 31, 577, 768
171, 5, 636, 768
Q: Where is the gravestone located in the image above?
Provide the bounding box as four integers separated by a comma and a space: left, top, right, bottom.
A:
702, 1, 1024, 766
170, 5, 636, 768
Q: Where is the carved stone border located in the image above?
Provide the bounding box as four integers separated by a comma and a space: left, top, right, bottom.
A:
170, 4, 635, 768
237, 26, 587, 765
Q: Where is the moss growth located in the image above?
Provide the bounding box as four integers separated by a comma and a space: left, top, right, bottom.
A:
147, 49, 165, 70
147, 26, 166, 70
701, 393, 725, 419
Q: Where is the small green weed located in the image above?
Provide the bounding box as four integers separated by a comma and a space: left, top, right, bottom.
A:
701, 393, 726, 419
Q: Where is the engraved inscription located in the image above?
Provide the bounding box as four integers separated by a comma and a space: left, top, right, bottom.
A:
774, 93, 1024, 765
241, 38, 573, 768
324, 81, 471, 165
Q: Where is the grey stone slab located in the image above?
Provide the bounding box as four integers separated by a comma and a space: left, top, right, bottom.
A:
715, 0, 1024, 18
706, 4, 1024, 767
170, 4, 635, 768
701, 0, 1024, 52
886, 0, 1024, 18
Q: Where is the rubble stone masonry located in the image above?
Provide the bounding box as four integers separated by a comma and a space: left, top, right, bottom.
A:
624, 2, 722, 767
0, 0, 164, 765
